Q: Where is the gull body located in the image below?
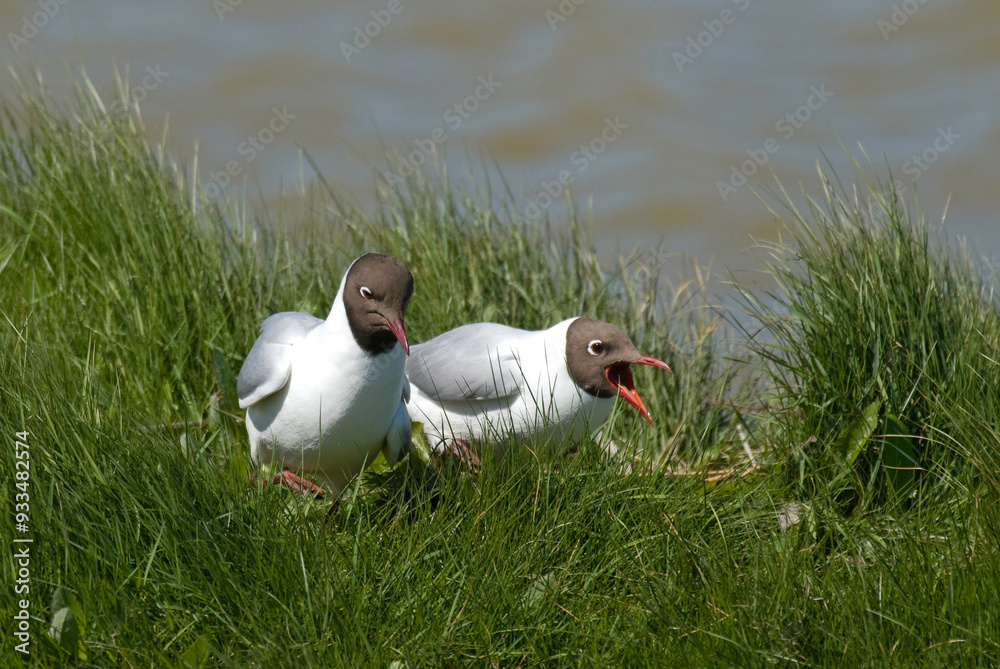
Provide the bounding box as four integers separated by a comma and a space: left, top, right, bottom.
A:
406, 317, 670, 454
237, 253, 414, 496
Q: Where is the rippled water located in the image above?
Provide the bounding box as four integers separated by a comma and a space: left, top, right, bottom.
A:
2, 0, 998, 270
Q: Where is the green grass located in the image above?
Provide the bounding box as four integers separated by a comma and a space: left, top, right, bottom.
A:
1, 76, 999, 667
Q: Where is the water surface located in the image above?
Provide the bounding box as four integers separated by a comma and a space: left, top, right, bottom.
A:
3, 0, 997, 271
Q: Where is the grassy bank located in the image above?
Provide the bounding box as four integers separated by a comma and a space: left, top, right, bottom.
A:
1, 78, 999, 666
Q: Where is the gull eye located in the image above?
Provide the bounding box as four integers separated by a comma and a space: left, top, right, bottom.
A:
360, 286, 373, 300
587, 340, 605, 356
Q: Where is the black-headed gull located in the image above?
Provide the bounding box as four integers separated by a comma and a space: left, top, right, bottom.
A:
237, 252, 414, 496
405, 317, 670, 456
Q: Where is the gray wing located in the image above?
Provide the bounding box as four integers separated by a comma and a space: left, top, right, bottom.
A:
406, 323, 534, 402
237, 312, 324, 408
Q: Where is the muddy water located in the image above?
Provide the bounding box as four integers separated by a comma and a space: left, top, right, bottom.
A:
2, 0, 998, 271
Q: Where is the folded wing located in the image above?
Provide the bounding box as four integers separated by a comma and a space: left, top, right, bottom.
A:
237, 312, 324, 408
406, 323, 535, 402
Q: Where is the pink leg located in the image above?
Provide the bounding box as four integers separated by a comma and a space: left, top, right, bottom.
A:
250, 469, 326, 498
437, 438, 481, 474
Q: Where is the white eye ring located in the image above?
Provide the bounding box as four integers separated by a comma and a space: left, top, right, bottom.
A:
588, 340, 605, 356
360, 286, 373, 300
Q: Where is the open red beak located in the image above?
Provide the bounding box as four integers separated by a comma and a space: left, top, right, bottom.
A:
385, 315, 410, 356
604, 355, 671, 426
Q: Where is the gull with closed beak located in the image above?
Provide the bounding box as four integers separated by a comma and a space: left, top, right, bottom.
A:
237, 253, 414, 497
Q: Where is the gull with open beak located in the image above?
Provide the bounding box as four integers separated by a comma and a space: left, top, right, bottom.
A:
405, 317, 670, 458
237, 252, 414, 497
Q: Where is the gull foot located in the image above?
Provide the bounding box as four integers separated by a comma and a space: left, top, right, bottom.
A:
436, 438, 481, 474
250, 470, 326, 498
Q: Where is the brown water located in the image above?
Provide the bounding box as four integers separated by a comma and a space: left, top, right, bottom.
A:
3, 0, 998, 271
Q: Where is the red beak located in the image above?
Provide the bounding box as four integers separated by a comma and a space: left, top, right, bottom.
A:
385, 315, 410, 356
604, 355, 671, 426
636, 355, 671, 373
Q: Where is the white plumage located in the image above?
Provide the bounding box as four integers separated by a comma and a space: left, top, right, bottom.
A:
238, 254, 412, 496
407, 319, 615, 452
